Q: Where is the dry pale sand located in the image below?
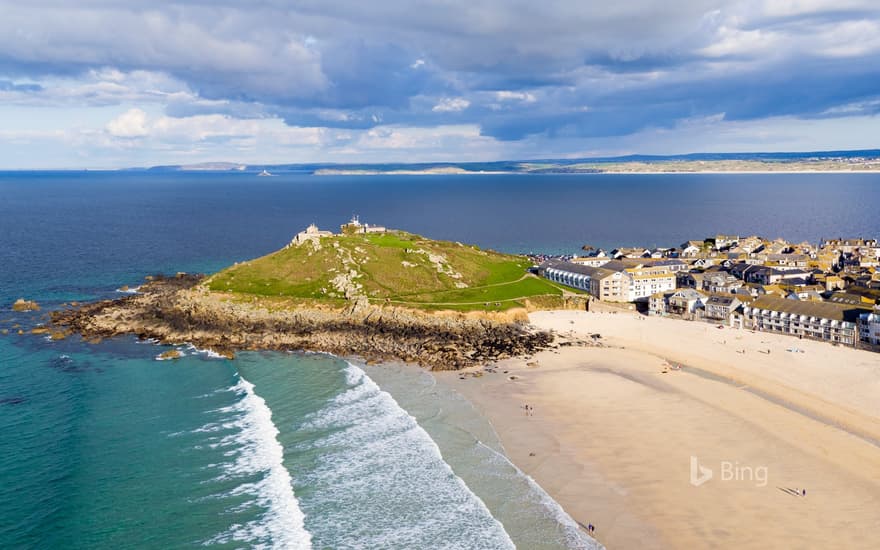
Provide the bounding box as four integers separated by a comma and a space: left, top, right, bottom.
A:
437, 311, 880, 549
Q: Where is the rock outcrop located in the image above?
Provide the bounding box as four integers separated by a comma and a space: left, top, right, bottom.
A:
52, 274, 552, 370
12, 298, 40, 312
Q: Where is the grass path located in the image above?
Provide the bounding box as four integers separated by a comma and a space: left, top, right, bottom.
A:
390, 273, 532, 299
385, 293, 561, 306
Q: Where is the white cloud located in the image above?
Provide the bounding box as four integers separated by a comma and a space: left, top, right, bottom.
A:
356, 124, 481, 149
812, 20, 880, 58
699, 26, 780, 58
106, 108, 149, 138
820, 98, 880, 116
495, 91, 537, 103
432, 97, 470, 112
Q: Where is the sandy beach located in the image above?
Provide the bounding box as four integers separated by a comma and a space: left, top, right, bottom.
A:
436, 311, 880, 549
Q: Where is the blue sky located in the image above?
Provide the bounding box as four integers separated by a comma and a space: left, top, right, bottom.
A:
1, 0, 879, 168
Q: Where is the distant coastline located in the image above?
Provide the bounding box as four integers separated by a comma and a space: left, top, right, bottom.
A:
314, 162, 880, 176
313, 166, 507, 176
116, 147, 880, 175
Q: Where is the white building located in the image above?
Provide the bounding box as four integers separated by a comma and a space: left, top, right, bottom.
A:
291, 223, 334, 246
341, 214, 386, 234
624, 265, 677, 302
859, 306, 880, 345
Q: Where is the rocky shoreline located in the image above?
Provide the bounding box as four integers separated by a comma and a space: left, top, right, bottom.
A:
51, 274, 555, 370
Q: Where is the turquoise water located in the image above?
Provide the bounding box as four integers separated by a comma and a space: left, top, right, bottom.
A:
3, 171, 879, 548
0, 336, 253, 548
0, 333, 600, 548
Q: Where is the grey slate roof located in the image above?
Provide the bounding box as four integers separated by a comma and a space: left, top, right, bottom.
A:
706, 295, 738, 307
540, 260, 615, 279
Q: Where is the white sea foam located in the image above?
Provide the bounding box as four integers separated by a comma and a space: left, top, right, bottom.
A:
134, 337, 159, 345
364, 363, 604, 549
184, 344, 227, 360
295, 361, 515, 549
475, 441, 603, 549
115, 285, 141, 294
203, 376, 312, 549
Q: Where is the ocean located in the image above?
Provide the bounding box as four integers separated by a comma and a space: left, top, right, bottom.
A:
1, 171, 878, 548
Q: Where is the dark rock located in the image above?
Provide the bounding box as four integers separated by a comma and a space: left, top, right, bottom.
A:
51, 274, 553, 371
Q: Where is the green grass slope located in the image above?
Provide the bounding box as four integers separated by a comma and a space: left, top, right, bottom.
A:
205, 230, 574, 311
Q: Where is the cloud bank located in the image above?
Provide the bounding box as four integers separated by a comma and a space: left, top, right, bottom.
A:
0, 0, 878, 167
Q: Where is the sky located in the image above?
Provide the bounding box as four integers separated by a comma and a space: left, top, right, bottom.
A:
1, 0, 879, 168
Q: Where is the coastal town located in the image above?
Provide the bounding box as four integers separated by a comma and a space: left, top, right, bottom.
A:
27, 219, 880, 550
537, 235, 880, 351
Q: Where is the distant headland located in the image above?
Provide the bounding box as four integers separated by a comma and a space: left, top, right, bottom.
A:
138, 149, 880, 175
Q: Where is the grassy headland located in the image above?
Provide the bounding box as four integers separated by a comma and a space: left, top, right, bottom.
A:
205, 230, 572, 312
52, 231, 564, 368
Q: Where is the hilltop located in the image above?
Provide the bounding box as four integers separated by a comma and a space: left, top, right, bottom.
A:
204, 229, 572, 312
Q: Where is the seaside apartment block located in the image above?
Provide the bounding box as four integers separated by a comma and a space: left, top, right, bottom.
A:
623, 265, 677, 302
742, 296, 866, 346
539, 260, 675, 302
540, 261, 626, 301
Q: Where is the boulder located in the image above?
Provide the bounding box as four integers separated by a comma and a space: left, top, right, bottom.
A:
157, 349, 182, 361
12, 298, 40, 312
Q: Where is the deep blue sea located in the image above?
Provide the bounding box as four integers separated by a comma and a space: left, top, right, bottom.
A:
1, 171, 878, 549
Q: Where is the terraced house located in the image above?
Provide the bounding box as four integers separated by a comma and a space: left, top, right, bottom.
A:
649, 288, 706, 317
704, 295, 742, 322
